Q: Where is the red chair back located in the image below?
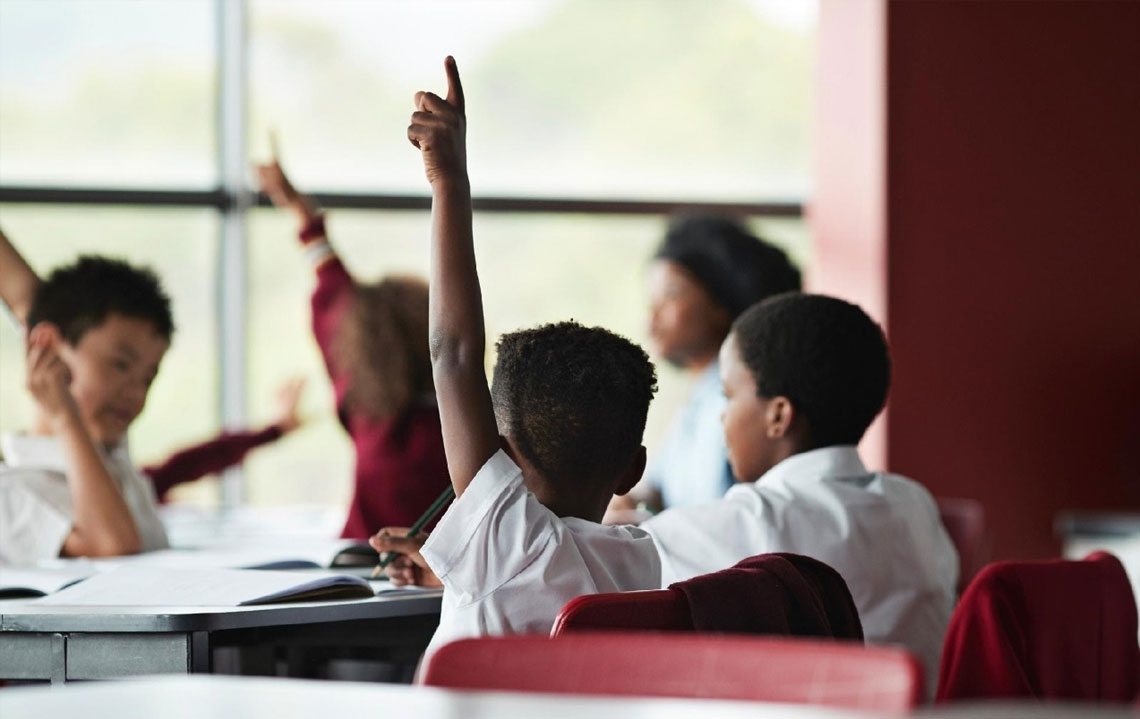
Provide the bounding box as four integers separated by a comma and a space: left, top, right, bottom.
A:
937, 497, 989, 594
551, 589, 691, 636
423, 633, 924, 712
937, 551, 1140, 703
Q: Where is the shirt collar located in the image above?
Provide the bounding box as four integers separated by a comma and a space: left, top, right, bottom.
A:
1, 432, 130, 473
757, 445, 869, 487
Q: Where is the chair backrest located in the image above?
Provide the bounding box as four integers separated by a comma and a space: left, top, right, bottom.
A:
551, 589, 691, 636
936, 497, 989, 594
423, 633, 924, 712
937, 551, 1140, 703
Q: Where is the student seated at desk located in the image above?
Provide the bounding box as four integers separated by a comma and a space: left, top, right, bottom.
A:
370, 57, 661, 659
0, 249, 174, 562
641, 293, 958, 695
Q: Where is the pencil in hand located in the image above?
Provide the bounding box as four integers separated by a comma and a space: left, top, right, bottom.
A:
371, 485, 455, 579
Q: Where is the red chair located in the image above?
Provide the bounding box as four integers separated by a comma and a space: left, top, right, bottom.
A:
553, 553, 862, 640
937, 551, 1140, 703
936, 497, 989, 595
552, 589, 690, 636
422, 633, 924, 711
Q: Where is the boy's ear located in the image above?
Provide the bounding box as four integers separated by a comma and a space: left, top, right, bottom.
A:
766, 397, 796, 439
613, 445, 647, 496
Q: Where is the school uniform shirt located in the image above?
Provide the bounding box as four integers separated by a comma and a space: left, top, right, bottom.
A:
420, 449, 661, 662
642, 446, 958, 696
0, 433, 169, 566
644, 360, 734, 508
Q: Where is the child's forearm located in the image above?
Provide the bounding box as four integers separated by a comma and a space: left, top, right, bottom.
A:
428, 176, 500, 495
0, 229, 40, 327
56, 413, 142, 556
429, 176, 481, 359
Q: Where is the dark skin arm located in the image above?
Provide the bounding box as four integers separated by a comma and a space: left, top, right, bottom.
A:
407, 57, 500, 497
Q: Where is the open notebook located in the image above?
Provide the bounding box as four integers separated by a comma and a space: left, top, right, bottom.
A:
86, 539, 380, 573
0, 566, 95, 599
34, 567, 377, 606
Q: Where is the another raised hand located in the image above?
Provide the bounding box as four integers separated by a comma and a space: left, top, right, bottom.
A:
253, 139, 320, 226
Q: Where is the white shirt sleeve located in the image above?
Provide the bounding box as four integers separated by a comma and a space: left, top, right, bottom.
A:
420, 449, 558, 604
642, 489, 774, 586
0, 471, 73, 566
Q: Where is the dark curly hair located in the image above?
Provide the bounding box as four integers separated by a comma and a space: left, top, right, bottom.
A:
333, 275, 433, 421
733, 293, 891, 447
490, 321, 658, 487
656, 213, 803, 318
27, 255, 174, 344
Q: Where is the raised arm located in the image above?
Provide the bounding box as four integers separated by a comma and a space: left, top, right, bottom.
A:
27, 324, 141, 556
0, 227, 40, 326
408, 57, 499, 496
254, 154, 355, 413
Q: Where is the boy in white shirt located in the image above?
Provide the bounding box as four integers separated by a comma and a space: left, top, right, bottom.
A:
369, 58, 661, 660
641, 293, 958, 694
0, 238, 172, 564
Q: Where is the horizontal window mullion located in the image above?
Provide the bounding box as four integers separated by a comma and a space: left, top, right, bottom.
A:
0, 186, 803, 218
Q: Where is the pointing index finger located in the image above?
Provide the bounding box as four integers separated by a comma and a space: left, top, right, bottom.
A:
444, 55, 464, 114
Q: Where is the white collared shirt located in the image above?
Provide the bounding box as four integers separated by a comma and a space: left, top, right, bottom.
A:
642, 446, 957, 694
0, 433, 169, 566
420, 450, 661, 661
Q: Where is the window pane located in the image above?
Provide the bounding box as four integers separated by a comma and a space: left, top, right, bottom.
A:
0, 0, 216, 188
0, 205, 220, 505
246, 208, 805, 506
250, 0, 815, 200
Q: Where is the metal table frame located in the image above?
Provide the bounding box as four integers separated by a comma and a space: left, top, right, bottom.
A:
0, 591, 442, 684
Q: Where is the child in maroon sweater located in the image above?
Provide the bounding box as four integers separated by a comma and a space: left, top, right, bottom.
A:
254, 158, 451, 539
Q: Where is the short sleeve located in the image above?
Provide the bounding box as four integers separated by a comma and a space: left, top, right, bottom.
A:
0, 473, 73, 565
642, 491, 768, 586
421, 450, 557, 603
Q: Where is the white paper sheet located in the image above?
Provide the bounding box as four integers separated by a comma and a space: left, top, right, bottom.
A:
35, 567, 374, 606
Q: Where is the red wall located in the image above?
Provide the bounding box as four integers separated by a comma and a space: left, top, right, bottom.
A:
814, 1, 1140, 559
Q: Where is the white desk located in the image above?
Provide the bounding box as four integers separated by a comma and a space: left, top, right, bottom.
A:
0, 675, 868, 719
0, 590, 442, 684
1, 675, 1133, 719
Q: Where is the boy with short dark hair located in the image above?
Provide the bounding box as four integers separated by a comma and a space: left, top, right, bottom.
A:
642, 293, 957, 694
370, 57, 661, 658
0, 251, 175, 562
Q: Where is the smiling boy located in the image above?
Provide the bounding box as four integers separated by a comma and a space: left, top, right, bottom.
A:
0, 252, 173, 563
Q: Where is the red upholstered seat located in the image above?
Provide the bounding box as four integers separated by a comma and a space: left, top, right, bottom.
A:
936, 497, 989, 595
422, 632, 924, 711
937, 551, 1140, 702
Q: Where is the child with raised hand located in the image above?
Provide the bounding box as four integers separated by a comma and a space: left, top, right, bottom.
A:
253, 148, 451, 538
370, 57, 661, 656
0, 253, 174, 562
0, 230, 304, 522
641, 293, 958, 695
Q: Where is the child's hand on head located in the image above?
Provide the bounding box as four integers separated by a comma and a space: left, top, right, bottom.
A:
25, 323, 78, 428
368, 527, 441, 587
271, 376, 306, 434
407, 56, 466, 185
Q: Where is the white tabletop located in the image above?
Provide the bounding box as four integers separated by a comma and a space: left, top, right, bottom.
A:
0, 675, 868, 719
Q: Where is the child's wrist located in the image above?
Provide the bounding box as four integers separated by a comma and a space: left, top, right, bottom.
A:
431, 172, 470, 193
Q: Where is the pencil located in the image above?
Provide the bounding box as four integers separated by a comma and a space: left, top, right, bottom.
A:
371, 485, 456, 578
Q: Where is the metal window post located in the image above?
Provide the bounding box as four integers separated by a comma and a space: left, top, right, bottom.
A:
216, 0, 249, 508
